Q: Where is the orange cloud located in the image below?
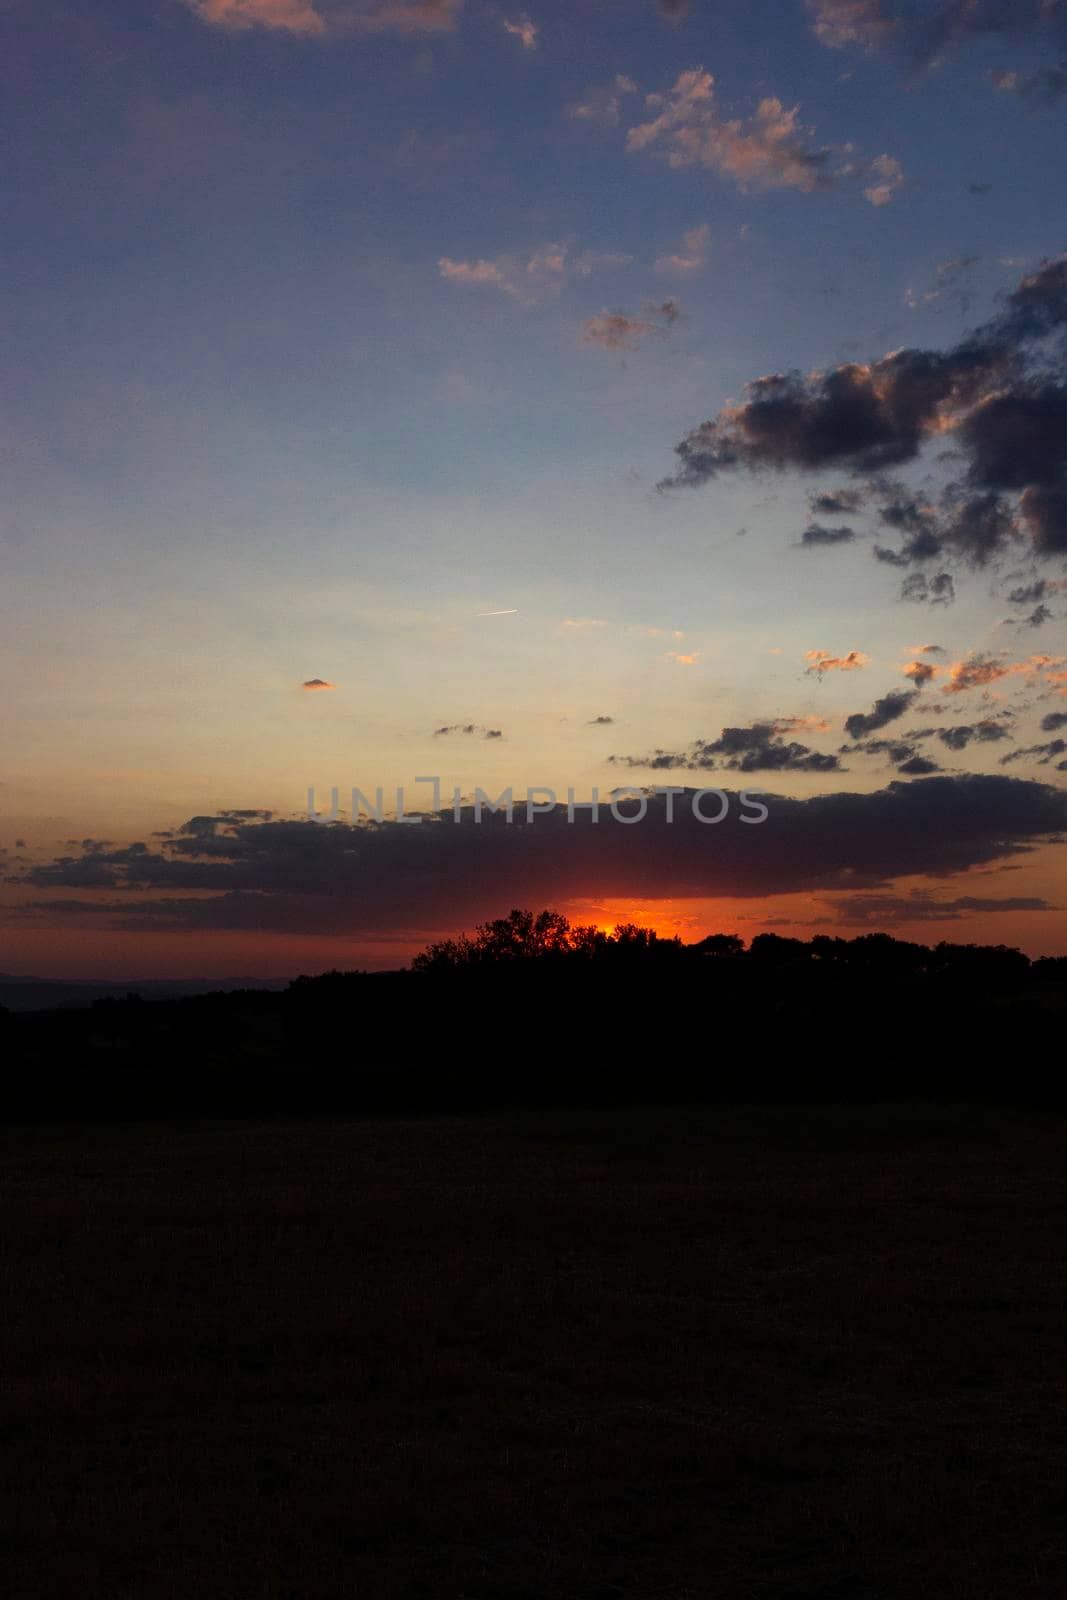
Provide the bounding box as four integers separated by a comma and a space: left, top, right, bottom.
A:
626, 69, 835, 195
502, 13, 537, 48
440, 241, 627, 307
654, 222, 710, 276
185, 0, 462, 36
942, 653, 1067, 695
863, 152, 904, 207
805, 648, 870, 675
580, 312, 658, 351
903, 659, 940, 684
666, 650, 701, 665
185, 0, 325, 33
777, 715, 833, 733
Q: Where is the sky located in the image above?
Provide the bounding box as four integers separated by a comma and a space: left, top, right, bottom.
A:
3, 0, 1067, 976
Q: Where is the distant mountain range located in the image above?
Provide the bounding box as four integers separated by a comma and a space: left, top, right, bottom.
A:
0, 975, 287, 1013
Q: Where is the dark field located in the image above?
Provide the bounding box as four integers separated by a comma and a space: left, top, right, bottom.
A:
3, 1105, 1066, 1598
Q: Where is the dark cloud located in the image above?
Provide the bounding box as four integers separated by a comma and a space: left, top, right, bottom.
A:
1021, 485, 1067, 555
611, 721, 843, 773
936, 721, 1012, 751
838, 737, 921, 767
872, 487, 1012, 572
898, 755, 941, 774
807, 0, 1067, 73
811, 487, 867, 514
647, 297, 682, 323
823, 891, 1055, 926
1000, 738, 1067, 766
589, 715, 615, 725
433, 723, 504, 739
659, 256, 1067, 576
19, 776, 1067, 935
1041, 711, 1067, 731
1009, 579, 1051, 604
901, 571, 956, 605
801, 522, 858, 546
844, 689, 919, 739
661, 341, 1011, 487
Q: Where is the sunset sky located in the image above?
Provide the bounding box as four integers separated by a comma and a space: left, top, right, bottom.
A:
4, 0, 1067, 976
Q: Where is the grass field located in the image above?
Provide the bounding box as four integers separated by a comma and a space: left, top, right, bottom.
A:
2, 1104, 1065, 1598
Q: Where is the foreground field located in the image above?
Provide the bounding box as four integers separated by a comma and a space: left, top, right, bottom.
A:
2, 1105, 1065, 1598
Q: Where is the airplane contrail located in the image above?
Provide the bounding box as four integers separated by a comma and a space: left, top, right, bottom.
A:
476, 608, 519, 616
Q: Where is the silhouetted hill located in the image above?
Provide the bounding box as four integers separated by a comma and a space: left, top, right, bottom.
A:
0, 974, 287, 1013
3, 914, 1065, 1120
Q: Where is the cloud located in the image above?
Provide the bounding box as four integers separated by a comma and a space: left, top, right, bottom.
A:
580, 312, 659, 351
801, 522, 858, 546
19, 776, 1067, 934
805, 649, 870, 675
897, 755, 941, 774
906, 255, 981, 314
183, 0, 328, 33
183, 0, 462, 36
844, 688, 919, 738
625, 69, 836, 194
901, 571, 956, 606
654, 223, 711, 276
1000, 738, 1067, 766
572, 250, 635, 276
936, 720, 1012, 750
992, 62, 1067, 105
660, 255, 1067, 572
433, 723, 504, 738
822, 890, 1056, 925
811, 486, 867, 514
589, 715, 616, 725
1041, 711, 1067, 732
580, 300, 679, 351
863, 153, 905, 206
805, 0, 898, 52
568, 74, 639, 128
439, 245, 566, 305
903, 659, 938, 684
1008, 579, 1052, 605
502, 12, 537, 48
611, 720, 843, 773
302, 678, 336, 690
439, 241, 628, 306
560, 617, 609, 630
661, 345, 1013, 486
806, 0, 1067, 73
941, 651, 1067, 695
665, 650, 701, 665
